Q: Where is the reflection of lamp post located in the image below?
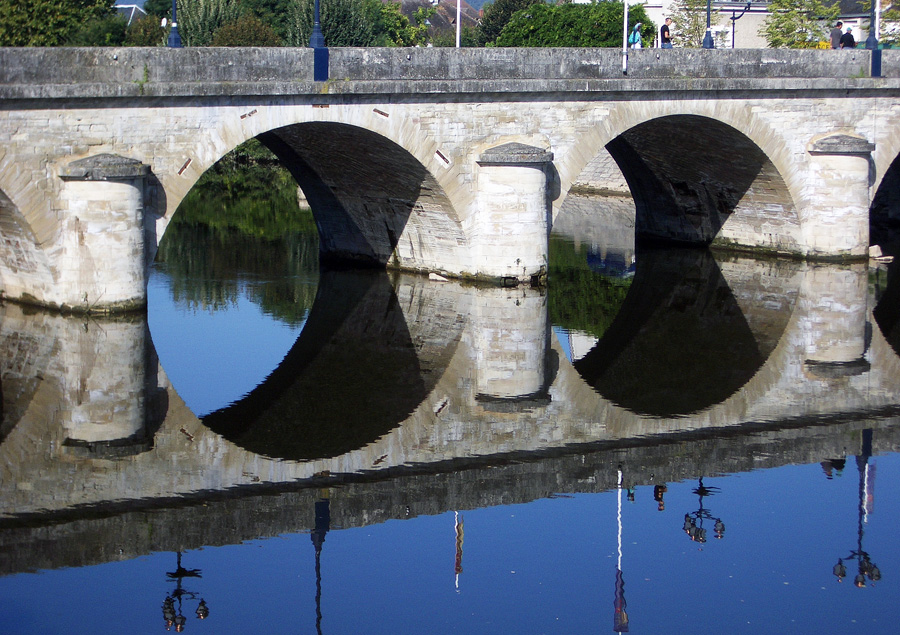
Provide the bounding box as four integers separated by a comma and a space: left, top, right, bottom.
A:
831, 429, 882, 588
702, 0, 715, 49
682, 478, 725, 544
454, 511, 464, 590
167, 0, 182, 48
311, 496, 331, 635
162, 552, 207, 632
613, 468, 629, 632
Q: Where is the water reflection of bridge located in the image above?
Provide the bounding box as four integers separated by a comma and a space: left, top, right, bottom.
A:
3, 250, 900, 574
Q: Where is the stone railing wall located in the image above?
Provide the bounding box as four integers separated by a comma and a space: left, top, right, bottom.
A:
0, 48, 897, 100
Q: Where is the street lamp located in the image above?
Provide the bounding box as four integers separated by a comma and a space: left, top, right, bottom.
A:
309, 0, 328, 81
167, 0, 181, 48
729, 2, 751, 49
865, 0, 880, 49
310, 0, 325, 48
702, 0, 715, 49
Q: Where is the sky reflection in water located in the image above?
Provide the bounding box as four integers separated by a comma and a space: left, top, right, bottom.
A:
2, 458, 899, 634
3, 224, 900, 633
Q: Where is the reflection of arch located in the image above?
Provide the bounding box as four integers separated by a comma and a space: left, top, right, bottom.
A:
561, 110, 801, 254
873, 257, 900, 357
201, 269, 463, 461
573, 248, 795, 417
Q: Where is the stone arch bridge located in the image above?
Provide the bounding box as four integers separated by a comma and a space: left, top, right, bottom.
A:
2, 47, 900, 312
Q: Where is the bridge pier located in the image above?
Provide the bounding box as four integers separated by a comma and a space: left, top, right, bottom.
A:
803, 135, 875, 260
57, 155, 149, 313
474, 143, 553, 284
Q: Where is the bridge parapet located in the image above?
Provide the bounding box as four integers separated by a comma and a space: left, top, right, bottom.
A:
0, 48, 897, 101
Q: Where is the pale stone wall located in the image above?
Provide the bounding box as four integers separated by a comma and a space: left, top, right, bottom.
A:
2, 48, 900, 310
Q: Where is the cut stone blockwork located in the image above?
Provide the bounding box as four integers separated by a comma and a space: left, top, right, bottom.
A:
475, 143, 554, 285
56, 155, 149, 313
804, 134, 876, 260
1, 47, 899, 311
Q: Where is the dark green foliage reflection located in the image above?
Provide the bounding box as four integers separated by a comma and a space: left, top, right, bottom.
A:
548, 235, 632, 340
156, 139, 319, 326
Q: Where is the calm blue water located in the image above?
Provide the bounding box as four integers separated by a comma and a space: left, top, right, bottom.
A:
3, 207, 900, 633
2, 458, 898, 633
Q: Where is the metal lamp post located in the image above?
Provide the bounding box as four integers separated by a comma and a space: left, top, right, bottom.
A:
310, 0, 325, 48
729, 2, 751, 49
167, 0, 182, 48
702, 0, 715, 49
309, 0, 328, 81
865, 0, 879, 49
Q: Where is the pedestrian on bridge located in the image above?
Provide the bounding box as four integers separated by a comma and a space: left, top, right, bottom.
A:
660, 17, 673, 48
840, 27, 856, 49
629, 23, 643, 49
830, 21, 843, 49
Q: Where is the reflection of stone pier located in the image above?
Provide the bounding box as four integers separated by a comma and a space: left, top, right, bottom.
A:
0, 304, 163, 465
4, 253, 900, 576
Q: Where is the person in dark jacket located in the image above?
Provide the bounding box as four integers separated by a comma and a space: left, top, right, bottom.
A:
840, 27, 856, 49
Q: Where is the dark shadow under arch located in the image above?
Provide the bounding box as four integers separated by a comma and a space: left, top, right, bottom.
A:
573, 247, 796, 417
605, 115, 796, 247
258, 122, 467, 269
870, 151, 900, 254
202, 268, 463, 461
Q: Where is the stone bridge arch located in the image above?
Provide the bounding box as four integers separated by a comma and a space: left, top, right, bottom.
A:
559, 103, 806, 256
0, 186, 55, 306
153, 105, 472, 278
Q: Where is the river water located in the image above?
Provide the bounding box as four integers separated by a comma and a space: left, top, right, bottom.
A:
2, 167, 900, 633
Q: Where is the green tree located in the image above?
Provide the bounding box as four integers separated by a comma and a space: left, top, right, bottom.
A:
177, 0, 243, 46
66, 14, 128, 46
125, 13, 168, 46
241, 0, 296, 40
862, 1, 900, 47
759, 0, 838, 49
285, 0, 377, 46
375, 1, 431, 46
144, 0, 174, 19
478, 0, 541, 46
494, 2, 654, 48
669, 0, 720, 48
431, 26, 480, 47
0, 0, 117, 46
210, 13, 283, 45
883, 2, 900, 47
